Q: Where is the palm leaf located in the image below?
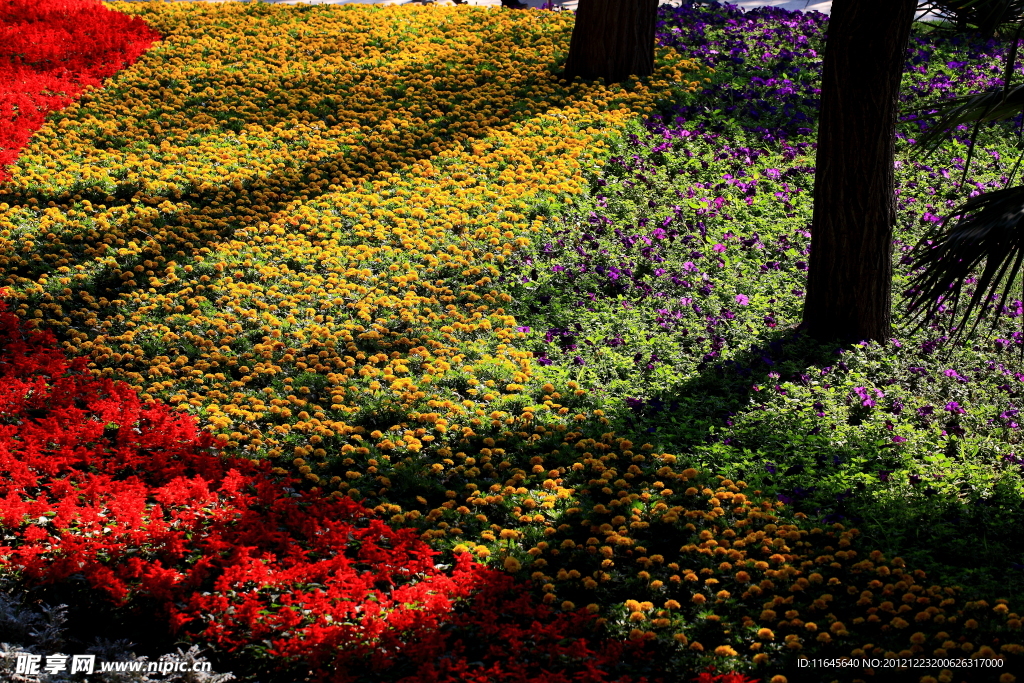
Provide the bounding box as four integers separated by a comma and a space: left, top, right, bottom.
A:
905, 184, 1024, 336
909, 84, 1024, 158
917, 0, 1024, 36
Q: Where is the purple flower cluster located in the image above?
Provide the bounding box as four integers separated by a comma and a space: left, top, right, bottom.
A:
653, 2, 826, 141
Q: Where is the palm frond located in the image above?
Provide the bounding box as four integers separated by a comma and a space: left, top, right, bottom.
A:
909, 84, 1024, 158
917, 0, 1024, 36
905, 184, 1024, 337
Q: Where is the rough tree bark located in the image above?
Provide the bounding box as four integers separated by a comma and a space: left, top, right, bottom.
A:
801, 0, 917, 343
562, 0, 658, 84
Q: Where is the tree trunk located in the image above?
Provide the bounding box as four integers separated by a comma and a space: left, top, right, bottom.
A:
801, 0, 916, 343
562, 0, 658, 84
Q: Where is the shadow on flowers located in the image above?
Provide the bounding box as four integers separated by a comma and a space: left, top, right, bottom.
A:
610, 326, 1024, 602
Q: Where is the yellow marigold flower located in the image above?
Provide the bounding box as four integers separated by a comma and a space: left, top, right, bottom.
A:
664, 600, 681, 610
560, 601, 575, 611
757, 628, 774, 640
714, 645, 737, 657
688, 641, 704, 652
999, 674, 1016, 683
673, 632, 688, 645
475, 547, 490, 558
692, 594, 707, 605
769, 677, 788, 683
752, 653, 768, 665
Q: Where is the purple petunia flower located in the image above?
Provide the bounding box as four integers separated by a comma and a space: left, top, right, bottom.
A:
735, 294, 749, 306
944, 401, 966, 414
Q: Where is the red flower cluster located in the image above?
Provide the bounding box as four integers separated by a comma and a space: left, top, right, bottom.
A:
0, 0, 159, 181
0, 296, 679, 682
693, 675, 759, 683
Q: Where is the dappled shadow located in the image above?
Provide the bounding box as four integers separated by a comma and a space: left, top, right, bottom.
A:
600, 326, 1024, 600
0, 0, 678, 418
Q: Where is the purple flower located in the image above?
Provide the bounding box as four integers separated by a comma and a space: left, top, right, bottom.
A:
712, 243, 727, 253
852, 387, 876, 407
551, 265, 565, 272
735, 294, 749, 306
892, 435, 907, 443
944, 401, 966, 414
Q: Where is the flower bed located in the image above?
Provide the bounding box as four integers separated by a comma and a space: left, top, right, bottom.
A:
1, 0, 1023, 681
0, 0, 159, 182
0, 294, 668, 682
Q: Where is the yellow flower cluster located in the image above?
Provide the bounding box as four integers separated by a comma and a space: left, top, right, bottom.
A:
0, 0, 700, 477
452, 459, 1023, 676
0, 1, 1017, 676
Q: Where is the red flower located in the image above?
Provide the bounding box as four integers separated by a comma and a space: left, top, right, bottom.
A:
0, 292, 654, 682
0, 0, 160, 181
